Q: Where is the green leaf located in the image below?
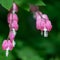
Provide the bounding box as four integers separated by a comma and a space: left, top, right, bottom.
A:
0, 0, 13, 10
15, 39, 24, 49
14, 0, 46, 11
15, 46, 44, 60
0, 52, 15, 60
0, 0, 45, 11
14, 0, 25, 6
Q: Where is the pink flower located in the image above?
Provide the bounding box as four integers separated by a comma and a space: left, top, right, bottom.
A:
2, 2, 19, 57
11, 21, 19, 31
36, 16, 41, 30
35, 12, 42, 30
42, 14, 49, 20
35, 15, 45, 31
7, 13, 18, 24
38, 20, 52, 31
8, 30, 16, 47
2, 40, 13, 57
30, 4, 39, 13
45, 20, 52, 31
35, 12, 52, 31
41, 14, 52, 31
9, 31, 15, 41
2, 40, 13, 50
2, 40, 8, 50
39, 19, 45, 31
34, 11, 42, 19
13, 3, 18, 12
35, 12, 52, 37
36, 20, 41, 30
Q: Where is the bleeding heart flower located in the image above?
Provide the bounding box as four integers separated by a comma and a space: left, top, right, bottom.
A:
35, 12, 52, 37
7, 13, 18, 24
9, 31, 15, 41
2, 40, 13, 57
45, 20, 52, 31
11, 21, 19, 31
2, 3, 19, 57
13, 3, 18, 13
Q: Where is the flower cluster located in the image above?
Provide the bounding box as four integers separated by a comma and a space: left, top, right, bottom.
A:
30, 5, 52, 37
2, 3, 18, 57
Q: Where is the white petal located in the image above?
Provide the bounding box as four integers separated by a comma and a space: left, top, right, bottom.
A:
12, 28, 16, 36
12, 10, 16, 14
44, 28, 48, 37
6, 47, 9, 57
13, 40, 16, 47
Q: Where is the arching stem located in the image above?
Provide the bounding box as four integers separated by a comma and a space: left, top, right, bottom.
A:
41, 31, 43, 36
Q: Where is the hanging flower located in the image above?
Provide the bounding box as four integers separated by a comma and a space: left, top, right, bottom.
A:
7, 13, 18, 24
2, 3, 19, 57
2, 40, 13, 57
35, 12, 52, 37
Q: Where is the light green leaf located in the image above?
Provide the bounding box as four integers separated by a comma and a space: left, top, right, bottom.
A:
15, 46, 44, 60
14, 0, 46, 11
0, 0, 13, 10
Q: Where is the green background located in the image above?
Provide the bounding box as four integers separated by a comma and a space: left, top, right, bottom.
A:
0, 0, 60, 60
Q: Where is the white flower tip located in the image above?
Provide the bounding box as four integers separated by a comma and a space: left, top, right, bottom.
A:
44, 28, 48, 37
44, 32, 48, 37
12, 28, 16, 36
13, 40, 16, 47
12, 10, 15, 14
6, 48, 9, 57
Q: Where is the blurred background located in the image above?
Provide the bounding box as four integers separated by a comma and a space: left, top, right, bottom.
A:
0, 0, 60, 60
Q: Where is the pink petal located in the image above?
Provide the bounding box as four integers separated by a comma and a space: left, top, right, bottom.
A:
46, 20, 52, 31
7, 13, 18, 24
42, 14, 49, 20
13, 3, 18, 12
2, 40, 8, 50
9, 31, 15, 41
11, 21, 18, 31
8, 40, 13, 50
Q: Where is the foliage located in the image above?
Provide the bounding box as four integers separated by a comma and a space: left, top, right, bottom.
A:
0, 0, 60, 60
